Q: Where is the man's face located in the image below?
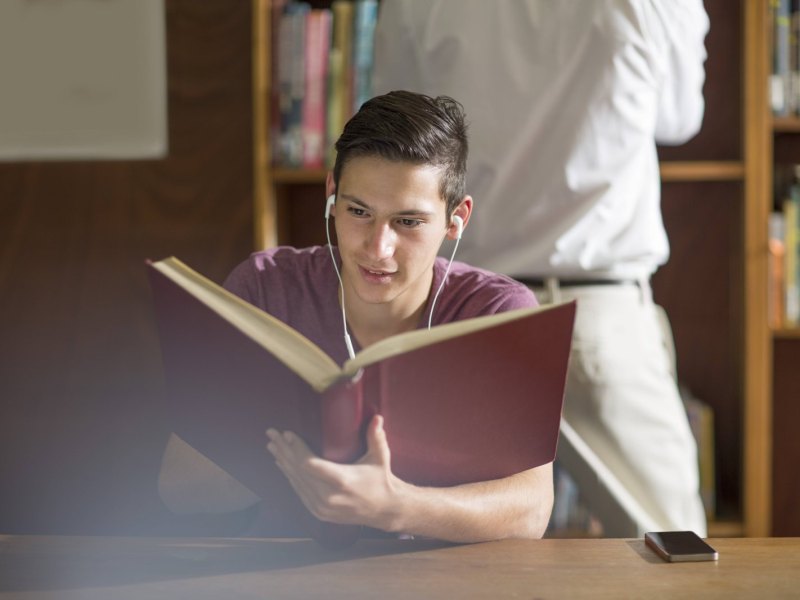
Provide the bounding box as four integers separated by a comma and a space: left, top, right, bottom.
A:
331, 155, 449, 315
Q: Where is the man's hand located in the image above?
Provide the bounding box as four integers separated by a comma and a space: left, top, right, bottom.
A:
266, 414, 403, 531
267, 415, 553, 542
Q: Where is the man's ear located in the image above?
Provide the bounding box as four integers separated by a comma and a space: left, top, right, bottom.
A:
447, 196, 473, 240
325, 171, 336, 215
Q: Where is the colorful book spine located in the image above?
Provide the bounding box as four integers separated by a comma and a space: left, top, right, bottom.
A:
352, 0, 378, 114
269, 0, 289, 164
277, 2, 310, 167
326, 45, 345, 167
784, 186, 800, 325
326, 0, 355, 167
302, 9, 332, 168
791, 0, 800, 114
769, 211, 787, 329
771, 0, 791, 116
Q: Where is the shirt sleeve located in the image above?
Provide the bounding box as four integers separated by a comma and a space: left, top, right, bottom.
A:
492, 284, 539, 313
466, 277, 540, 318
222, 258, 262, 307
643, 0, 710, 144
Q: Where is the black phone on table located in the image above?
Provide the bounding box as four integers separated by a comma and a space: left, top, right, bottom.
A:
644, 531, 718, 562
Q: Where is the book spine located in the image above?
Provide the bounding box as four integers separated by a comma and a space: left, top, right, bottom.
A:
784, 187, 800, 325
352, 0, 378, 114
302, 9, 332, 168
772, 0, 791, 116
276, 8, 293, 165
282, 2, 309, 167
792, 0, 800, 114
327, 1, 355, 167
769, 211, 787, 329
269, 0, 288, 165
326, 47, 344, 168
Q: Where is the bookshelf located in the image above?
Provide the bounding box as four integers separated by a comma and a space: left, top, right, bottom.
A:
251, 0, 796, 536
759, 0, 800, 537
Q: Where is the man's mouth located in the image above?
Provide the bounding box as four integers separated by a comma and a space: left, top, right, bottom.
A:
359, 265, 396, 282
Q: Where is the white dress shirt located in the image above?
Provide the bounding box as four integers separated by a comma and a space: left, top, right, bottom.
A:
372, 0, 709, 280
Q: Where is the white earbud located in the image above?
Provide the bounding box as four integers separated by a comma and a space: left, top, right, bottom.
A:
325, 194, 335, 220
452, 215, 464, 240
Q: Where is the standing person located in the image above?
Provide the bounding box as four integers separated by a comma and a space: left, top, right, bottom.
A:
372, 0, 709, 535
158, 90, 555, 542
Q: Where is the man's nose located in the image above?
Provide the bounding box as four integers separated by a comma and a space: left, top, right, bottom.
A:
365, 222, 395, 260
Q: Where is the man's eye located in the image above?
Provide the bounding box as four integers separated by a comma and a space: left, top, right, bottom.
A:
399, 218, 422, 228
347, 207, 367, 217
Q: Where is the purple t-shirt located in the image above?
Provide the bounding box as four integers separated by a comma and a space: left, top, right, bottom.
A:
223, 246, 538, 365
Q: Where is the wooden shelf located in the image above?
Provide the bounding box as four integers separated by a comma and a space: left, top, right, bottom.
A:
773, 326, 800, 339
271, 168, 328, 184
772, 116, 800, 133
270, 164, 743, 184
659, 161, 745, 181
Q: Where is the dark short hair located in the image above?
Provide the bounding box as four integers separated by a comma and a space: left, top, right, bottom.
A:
333, 90, 468, 218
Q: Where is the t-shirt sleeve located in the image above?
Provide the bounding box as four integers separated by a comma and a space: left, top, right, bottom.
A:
481, 282, 539, 315
223, 258, 262, 306
448, 271, 539, 322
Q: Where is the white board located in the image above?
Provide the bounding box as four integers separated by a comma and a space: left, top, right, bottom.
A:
0, 0, 167, 160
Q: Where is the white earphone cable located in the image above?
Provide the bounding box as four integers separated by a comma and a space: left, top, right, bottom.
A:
325, 199, 356, 360
427, 228, 461, 330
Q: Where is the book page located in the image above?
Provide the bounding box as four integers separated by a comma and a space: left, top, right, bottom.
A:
152, 258, 341, 392
343, 302, 563, 377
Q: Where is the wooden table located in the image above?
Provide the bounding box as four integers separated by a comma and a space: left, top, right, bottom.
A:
1, 535, 798, 599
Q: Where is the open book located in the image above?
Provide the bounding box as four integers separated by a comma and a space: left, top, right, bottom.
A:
148, 257, 576, 545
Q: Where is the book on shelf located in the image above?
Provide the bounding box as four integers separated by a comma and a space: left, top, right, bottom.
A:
770, 0, 800, 116
302, 9, 332, 168
268, 0, 288, 165
352, 0, 379, 114
769, 211, 787, 329
276, 2, 309, 167
784, 188, 799, 325
271, 0, 379, 169
147, 256, 576, 546
771, 0, 792, 116
791, 0, 800, 115
326, 0, 354, 167
772, 164, 800, 327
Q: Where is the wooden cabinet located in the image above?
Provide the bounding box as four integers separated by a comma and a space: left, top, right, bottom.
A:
250, 0, 796, 536
756, 1, 800, 537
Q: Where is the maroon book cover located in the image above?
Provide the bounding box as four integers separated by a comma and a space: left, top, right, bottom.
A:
147, 259, 574, 546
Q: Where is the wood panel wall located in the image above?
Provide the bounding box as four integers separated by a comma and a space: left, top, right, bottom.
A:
0, 0, 254, 534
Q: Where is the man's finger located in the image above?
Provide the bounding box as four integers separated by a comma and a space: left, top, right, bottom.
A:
363, 414, 391, 467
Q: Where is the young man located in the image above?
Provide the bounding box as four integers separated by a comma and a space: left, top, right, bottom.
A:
159, 91, 552, 543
